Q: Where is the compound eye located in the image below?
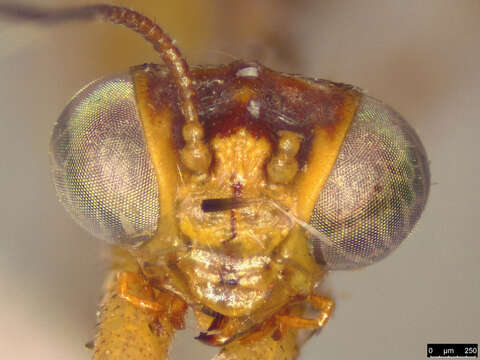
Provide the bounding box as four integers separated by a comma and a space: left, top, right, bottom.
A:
50, 73, 159, 245
309, 95, 430, 270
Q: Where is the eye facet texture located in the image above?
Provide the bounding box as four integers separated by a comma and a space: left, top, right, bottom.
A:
50, 74, 159, 245
309, 95, 430, 269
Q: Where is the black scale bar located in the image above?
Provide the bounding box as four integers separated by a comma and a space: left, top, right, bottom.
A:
427, 344, 478, 358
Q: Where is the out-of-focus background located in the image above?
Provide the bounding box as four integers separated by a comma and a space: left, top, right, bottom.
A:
0, 0, 478, 359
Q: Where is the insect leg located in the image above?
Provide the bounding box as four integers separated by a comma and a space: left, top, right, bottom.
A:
117, 271, 166, 312
93, 249, 187, 360
117, 271, 188, 329
275, 295, 334, 329
93, 272, 175, 359
212, 326, 299, 360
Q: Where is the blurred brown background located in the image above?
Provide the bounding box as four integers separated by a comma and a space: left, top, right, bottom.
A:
0, 0, 478, 359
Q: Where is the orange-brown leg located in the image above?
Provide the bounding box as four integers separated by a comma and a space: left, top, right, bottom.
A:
222, 295, 334, 347
94, 270, 180, 360
238, 317, 278, 344
117, 271, 188, 329
275, 295, 334, 330
117, 271, 166, 311
93, 247, 189, 359
212, 319, 299, 360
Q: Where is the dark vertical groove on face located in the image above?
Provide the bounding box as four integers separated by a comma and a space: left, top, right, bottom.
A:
222, 181, 242, 245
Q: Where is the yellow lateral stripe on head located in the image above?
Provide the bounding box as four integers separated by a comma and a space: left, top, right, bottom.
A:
295, 92, 360, 220
132, 70, 178, 219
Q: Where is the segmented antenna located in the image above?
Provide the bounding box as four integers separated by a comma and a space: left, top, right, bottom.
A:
0, 3, 211, 172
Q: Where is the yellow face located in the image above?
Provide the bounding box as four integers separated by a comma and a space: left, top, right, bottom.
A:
48, 59, 429, 350
179, 129, 287, 256
131, 63, 358, 325
45, 54, 423, 347
177, 129, 297, 316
